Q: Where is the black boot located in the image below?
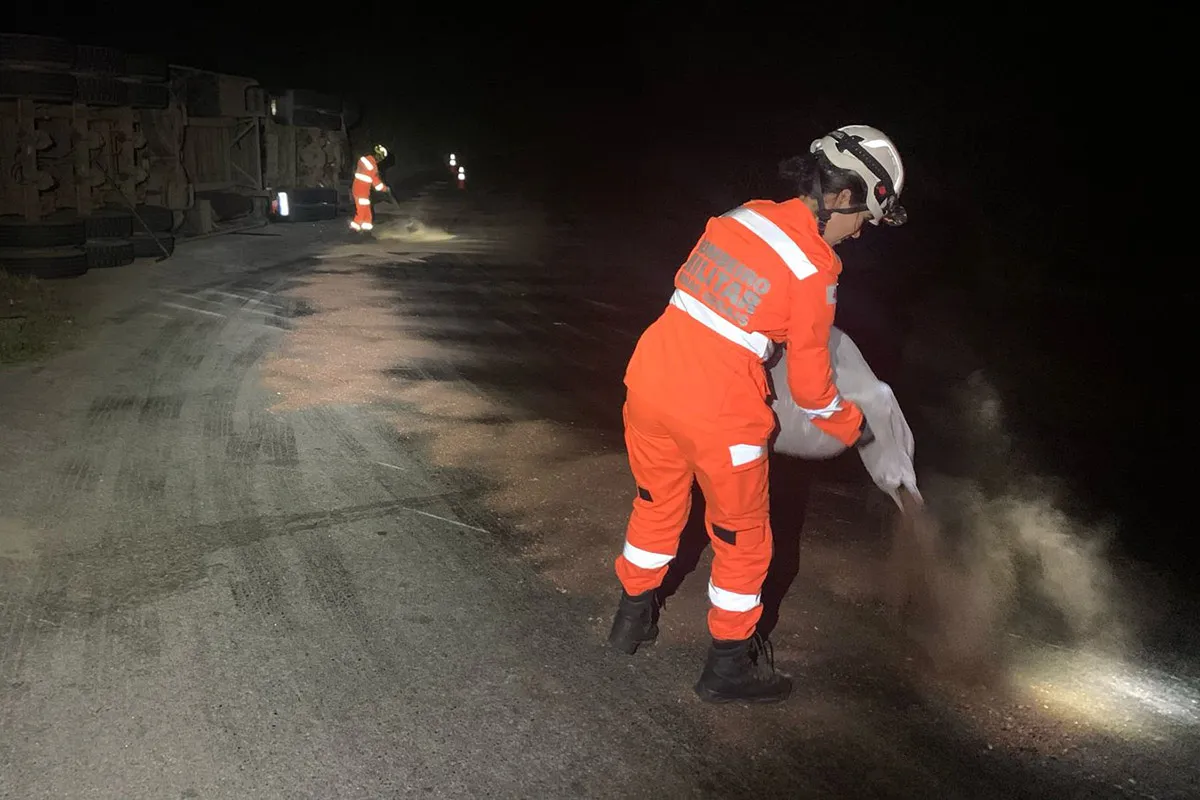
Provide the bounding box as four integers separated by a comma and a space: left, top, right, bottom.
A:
694, 633, 792, 704
607, 590, 659, 654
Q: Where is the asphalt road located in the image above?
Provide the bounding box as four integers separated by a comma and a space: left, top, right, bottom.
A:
1, 195, 1197, 799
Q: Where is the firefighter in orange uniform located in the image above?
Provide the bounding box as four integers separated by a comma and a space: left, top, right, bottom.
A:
608, 126, 908, 703
350, 144, 389, 232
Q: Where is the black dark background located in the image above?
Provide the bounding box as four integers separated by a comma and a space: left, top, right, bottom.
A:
8, 7, 1188, 573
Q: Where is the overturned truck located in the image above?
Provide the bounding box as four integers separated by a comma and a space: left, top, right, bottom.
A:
0, 32, 354, 280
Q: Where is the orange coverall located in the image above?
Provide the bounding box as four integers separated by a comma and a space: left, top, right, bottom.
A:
616, 198, 865, 641
351, 154, 387, 231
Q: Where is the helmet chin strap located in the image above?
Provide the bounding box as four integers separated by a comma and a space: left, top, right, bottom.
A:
810, 174, 867, 237
811, 174, 831, 236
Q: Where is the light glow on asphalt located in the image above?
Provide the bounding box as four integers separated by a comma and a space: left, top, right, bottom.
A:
1009, 648, 1200, 737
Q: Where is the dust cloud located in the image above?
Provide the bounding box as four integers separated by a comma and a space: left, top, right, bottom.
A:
370, 192, 457, 243
886, 370, 1129, 679
373, 218, 457, 243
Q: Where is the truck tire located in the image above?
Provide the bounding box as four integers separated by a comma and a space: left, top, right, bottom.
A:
134, 205, 175, 233
290, 89, 342, 113
125, 80, 169, 109
0, 246, 89, 279
85, 238, 136, 269
131, 232, 174, 258
288, 107, 342, 131
73, 44, 126, 75
76, 75, 129, 106
0, 34, 74, 69
124, 52, 168, 82
0, 215, 86, 247
83, 210, 134, 239
0, 68, 75, 102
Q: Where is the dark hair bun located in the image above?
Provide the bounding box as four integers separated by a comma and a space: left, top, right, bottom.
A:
778, 154, 815, 185
778, 151, 866, 203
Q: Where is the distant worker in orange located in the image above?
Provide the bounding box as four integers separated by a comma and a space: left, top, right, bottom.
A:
350, 144, 389, 232
608, 125, 908, 704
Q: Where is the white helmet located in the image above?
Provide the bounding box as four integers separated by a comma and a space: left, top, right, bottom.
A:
810, 125, 906, 226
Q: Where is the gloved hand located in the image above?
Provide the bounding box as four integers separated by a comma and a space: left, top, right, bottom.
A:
856, 416, 876, 448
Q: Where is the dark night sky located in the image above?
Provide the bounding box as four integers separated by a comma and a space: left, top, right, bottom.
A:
6, 9, 1188, 557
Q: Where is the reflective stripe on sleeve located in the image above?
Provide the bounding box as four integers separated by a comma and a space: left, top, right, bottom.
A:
796, 395, 844, 420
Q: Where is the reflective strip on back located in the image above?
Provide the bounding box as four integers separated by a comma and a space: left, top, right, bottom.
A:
724, 207, 818, 281
354, 172, 373, 182
359, 156, 374, 170
669, 289, 772, 360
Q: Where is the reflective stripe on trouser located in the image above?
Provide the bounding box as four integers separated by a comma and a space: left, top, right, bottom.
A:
615, 391, 772, 641
352, 186, 373, 226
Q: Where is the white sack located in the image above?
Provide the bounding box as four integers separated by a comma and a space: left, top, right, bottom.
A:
769, 327, 921, 505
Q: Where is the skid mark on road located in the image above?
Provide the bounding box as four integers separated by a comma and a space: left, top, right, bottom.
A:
308, 407, 372, 461
1, 499, 450, 642
227, 539, 295, 635
138, 393, 186, 421
114, 451, 170, 502
295, 533, 398, 675
53, 456, 101, 494
232, 332, 277, 368
200, 387, 237, 440
225, 412, 300, 467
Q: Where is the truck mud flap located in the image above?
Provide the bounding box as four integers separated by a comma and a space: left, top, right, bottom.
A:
287, 188, 339, 206
278, 205, 337, 223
